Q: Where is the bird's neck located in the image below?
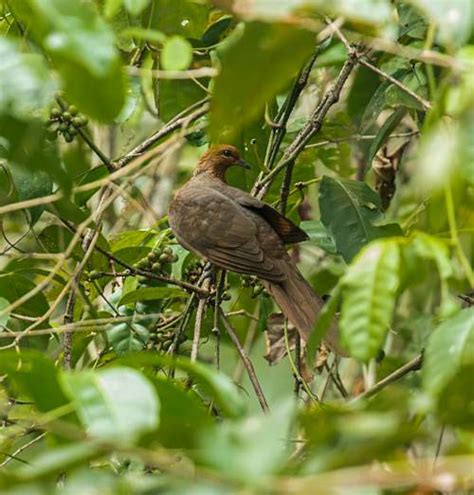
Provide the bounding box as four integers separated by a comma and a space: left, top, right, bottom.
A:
193, 168, 227, 183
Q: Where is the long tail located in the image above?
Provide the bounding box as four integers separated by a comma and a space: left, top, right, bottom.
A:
261, 259, 343, 353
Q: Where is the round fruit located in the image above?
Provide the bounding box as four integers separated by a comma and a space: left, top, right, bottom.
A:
69, 105, 78, 115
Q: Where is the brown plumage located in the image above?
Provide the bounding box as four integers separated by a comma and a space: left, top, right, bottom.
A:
168, 144, 326, 343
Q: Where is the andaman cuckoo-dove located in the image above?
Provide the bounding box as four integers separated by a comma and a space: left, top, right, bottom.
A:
169, 144, 332, 344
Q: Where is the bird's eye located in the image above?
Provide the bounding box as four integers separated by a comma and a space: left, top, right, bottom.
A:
222, 149, 233, 158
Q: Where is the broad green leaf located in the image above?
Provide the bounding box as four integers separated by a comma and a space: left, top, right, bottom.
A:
0, 37, 57, 118
12, 0, 126, 122
0, 272, 49, 318
300, 220, 337, 254
0, 115, 70, 192
119, 286, 186, 306
423, 308, 474, 426
161, 36, 193, 71
367, 107, 406, 166
0, 350, 69, 413
151, 377, 213, 448
150, 0, 209, 39
107, 321, 149, 355
61, 367, 159, 444
210, 22, 314, 142
120, 353, 246, 418
319, 176, 403, 262
158, 78, 207, 122
199, 401, 295, 480
340, 240, 400, 361
9, 164, 53, 225
410, 0, 473, 46
0, 298, 10, 328
15, 442, 105, 483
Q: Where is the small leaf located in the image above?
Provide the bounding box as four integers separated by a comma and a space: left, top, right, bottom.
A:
107, 322, 149, 355
161, 36, 193, 71
124, 0, 151, 16
367, 107, 406, 166
118, 287, 186, 306
0, 272, 49, 318
210, 21, 313, 142
340, 240, 400, 361
61, 367, 160, 444
0, 297, 10, 328
300, 220, 337, 254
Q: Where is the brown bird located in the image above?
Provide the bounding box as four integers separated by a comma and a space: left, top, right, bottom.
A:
168, 144, 326, 342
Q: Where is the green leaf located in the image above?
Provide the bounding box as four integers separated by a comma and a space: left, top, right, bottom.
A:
151, 377, 213, 449
158, 78, 207, 122
0, 37, 57, 118
0, 272, 49, 318
200, 401, 295, 480
119, 286, 186, 306
60, 367, 160, 444
0, 350, 69, 413
12, 0, 126, 122
0, 297, 10, 328
16, 442, 105, 483
150, 0, 209, 39
300, 220, 338, 254
107, 322, 149, 355
367, 107, 406, 166
161, 36, 193, 70
120, 353, 246, 418
9, 164, 53, 225
124, 0, 151, 16
423, 308, 474, 426
410, 0, 473, 46
210, 22, 314, 142
319, 176, 402, 262
340, 240, 400, 361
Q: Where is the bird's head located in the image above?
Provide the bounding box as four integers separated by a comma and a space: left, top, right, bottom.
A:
195, 144, 251, 181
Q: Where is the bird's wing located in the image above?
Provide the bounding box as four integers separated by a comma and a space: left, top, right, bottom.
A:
169, 186, 285, 282
223, 186, 309, 244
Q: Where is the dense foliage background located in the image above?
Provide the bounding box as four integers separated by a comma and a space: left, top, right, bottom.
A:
0, 0, 473, 493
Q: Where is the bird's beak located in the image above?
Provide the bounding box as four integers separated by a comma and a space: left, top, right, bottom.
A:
237, 158, 252, 170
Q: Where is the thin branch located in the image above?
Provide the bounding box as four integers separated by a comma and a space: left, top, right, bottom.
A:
114, 103, 209, 169
190, 278, 211, 362
253, 46, 361, 199
219, 309, 270, 413
62, 289, 77, 370
353, 353, 423, 401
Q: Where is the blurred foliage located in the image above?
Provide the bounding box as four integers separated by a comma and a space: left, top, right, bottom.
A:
0, 0, 473, 493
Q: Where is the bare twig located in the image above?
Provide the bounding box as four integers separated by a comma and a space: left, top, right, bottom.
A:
253, 46, 361, 199
219, 309, 269, 413
190, 278, 211, 362
353, 353, 423, 401
114, 103, 209, 169
62, 289, 77, 370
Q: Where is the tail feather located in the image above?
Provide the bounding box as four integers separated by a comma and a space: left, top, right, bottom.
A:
261, 259, 345, 354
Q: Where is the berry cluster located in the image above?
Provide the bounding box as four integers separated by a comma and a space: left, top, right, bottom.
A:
150, 329, 186, 351
47, 105, 88, 143
135, 246, 179, 275
242, 276, 268, 298
183, 261, 205, 284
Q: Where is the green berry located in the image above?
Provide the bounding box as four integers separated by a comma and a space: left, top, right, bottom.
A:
147, 251, 159, 262
72, 116, 82, 127
79, 115, 89, 126
172, 254, 179, 263
62, 111, 71, 121
151, 262, 162, 272
159, 253, 169, 263
137, 259, 150, 270
50, 108, 61, 118
163, 247, 173, 255
69, 127, 77, 137
64, 133, 74, 143
59, 122, 68, 132
69, 105, 78, 115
